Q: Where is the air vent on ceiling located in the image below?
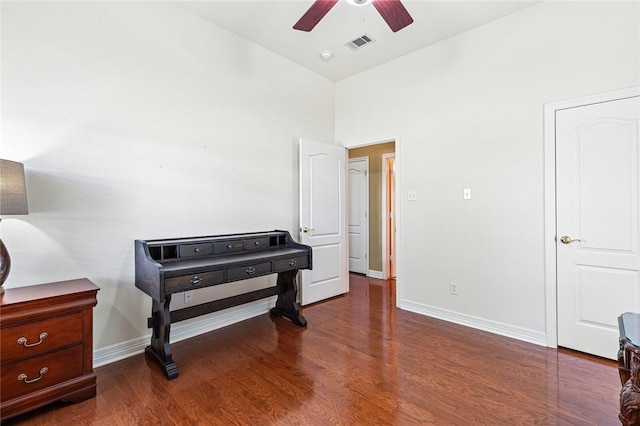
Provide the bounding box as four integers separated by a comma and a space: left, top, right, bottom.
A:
345, 34, 375, 51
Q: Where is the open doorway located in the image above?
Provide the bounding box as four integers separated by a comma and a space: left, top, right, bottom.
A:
347, 141, 396, 279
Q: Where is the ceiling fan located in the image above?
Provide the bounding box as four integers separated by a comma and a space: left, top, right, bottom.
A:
293, 0, 414, 33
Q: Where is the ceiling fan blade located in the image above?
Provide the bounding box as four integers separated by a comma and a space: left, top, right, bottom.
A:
293, 0, 339, 32
372, 0, 414, 32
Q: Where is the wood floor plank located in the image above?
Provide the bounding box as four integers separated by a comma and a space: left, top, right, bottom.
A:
4, 273, 620, 425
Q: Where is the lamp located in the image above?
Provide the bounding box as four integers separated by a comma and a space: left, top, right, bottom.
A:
0, 159, 29, 294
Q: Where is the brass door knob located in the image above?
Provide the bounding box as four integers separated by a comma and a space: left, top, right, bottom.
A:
560, 235, 581, 244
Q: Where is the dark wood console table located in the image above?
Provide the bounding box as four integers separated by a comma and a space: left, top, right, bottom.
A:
135, 230, 311, 380
619, 312, 640, 425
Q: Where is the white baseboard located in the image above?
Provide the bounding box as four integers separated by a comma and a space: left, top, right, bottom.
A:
367, 270, 384, 279
399, 299, 547, 347
93, 297, 276, 368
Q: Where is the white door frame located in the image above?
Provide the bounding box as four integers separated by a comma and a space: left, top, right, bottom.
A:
342, 134, 402, 307
382, 153, 396, 280
543, 86, 640, 348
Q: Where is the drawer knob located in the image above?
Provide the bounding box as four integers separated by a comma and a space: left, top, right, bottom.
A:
190, 275, 202, 286
246, 266, 256, 275
227, 244, 232, 249
18, 367, 49, 384
254, 241, 260, 246
289, 259, 297, 266
194, 248, 200, 253
17, 332, 48, 348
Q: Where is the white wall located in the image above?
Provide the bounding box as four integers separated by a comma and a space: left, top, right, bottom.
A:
3, 0, 638, 365
1, 1, 334, 360
336, 1, 640, 343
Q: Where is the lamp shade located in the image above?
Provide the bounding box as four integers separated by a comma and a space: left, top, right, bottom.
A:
0, 159, 29, 215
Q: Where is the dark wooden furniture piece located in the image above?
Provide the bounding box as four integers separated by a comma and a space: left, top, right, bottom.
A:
619, 312, 640, 425
135, 230, 311, 380
0, 278, 99, 422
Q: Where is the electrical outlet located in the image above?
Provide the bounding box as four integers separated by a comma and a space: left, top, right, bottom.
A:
407, 190, 418, 201
184, 290, 193, 304
450, 283, 459, 295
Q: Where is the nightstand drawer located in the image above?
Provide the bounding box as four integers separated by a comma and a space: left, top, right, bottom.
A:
1, 345, 83, 401
1, 312, 83, 362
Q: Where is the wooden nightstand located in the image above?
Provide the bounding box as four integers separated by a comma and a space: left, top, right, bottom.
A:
0, 279, 99, 422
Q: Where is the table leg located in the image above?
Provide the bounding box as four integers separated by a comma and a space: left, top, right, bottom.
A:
270, 270, 307, 327
146, 296, 179, 379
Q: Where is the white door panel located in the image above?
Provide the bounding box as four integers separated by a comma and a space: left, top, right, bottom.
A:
556, 95, 640, 359
309, 244, 342, 283
299, 139, 348, 305
310, 155, 340, 234
577, 119, 637, 251
574, 266, 638, 326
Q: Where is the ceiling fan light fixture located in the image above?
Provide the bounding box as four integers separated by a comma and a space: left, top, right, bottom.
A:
348, 0, 370, 6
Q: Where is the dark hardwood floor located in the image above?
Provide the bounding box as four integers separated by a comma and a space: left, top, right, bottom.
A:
6, 274, 620, 425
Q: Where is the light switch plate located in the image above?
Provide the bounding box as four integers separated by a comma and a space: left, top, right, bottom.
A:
463, 188, 471, 200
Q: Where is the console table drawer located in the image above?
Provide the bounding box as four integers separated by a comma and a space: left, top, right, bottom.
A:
226, 262, 272, 281
1, 312, 83, 362
214, 241, 244, 254
179, 243, 213, 258
1, 345, 83, 401
274, 256, 309, 272
243, 237, 270, 250
165, 270, 224, 294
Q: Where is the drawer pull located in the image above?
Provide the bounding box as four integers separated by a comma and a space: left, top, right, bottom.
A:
190, 275, 202, 286
289, 259, 297, 267
227, 244, 232, 249
254, 241, 260, 246
18, 367, 49, 384
17, 332, 48, 348
246, 266, 256, 275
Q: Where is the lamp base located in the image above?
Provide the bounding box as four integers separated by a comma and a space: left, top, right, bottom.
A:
0, 237, 11, 292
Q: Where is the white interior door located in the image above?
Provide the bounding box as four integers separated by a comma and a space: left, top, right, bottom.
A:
299, 138, 348, 305
556, 95, 640, 359
348, 157, 368, 274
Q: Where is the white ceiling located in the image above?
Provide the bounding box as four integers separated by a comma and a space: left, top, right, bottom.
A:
173, 0, 537, 81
